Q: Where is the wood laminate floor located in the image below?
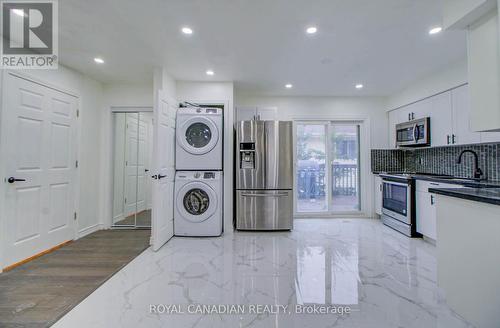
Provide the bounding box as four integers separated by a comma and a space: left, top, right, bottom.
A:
114, 210, 151, 227
0, 230, 150, 328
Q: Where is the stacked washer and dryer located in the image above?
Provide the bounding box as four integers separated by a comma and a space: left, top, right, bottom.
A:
174, 107, 224, 237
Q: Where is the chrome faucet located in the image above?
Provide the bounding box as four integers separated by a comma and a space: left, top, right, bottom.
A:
456, 150, 483, 181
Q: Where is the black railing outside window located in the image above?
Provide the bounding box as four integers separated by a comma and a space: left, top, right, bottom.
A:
298, 163, 358, 199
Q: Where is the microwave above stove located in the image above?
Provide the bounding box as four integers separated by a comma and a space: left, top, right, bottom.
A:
395, 117, 430, 147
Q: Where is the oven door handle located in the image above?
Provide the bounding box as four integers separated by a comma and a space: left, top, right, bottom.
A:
383, 181, 410, 188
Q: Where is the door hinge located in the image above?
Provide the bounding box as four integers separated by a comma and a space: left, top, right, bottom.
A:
76, 109, 80, 118
75, 160, 79, 168
74, 212, 77, 220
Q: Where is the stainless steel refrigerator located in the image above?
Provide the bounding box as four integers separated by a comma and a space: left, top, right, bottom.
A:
235, 121, 293, 230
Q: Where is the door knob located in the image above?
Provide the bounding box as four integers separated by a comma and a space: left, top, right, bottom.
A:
7, 177, 26, 184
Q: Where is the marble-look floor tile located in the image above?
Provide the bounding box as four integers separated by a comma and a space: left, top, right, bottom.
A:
52, 219, 474, 328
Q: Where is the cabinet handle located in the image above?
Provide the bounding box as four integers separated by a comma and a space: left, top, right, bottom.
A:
447, 135, 450, 145
411, 112, 415, 120
430, 195, 435, 205
408, 113, 411, 121
380, 184, 382, 192
452, 134, 456, 144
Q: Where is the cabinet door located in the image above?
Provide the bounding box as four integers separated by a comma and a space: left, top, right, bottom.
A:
411, 98, 432, 121
236, 107, 257, 122
452, 85, 481, 145
480, 131, 500, 143
374, 176, 383, 215
388, 110, 399, 149
430, 92, 454, 147
256, 107, 277, 120
468, 13, 500, 132
416, 191, 437, 240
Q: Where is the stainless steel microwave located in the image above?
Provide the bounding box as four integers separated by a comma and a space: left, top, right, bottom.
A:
395, 117, 430, 147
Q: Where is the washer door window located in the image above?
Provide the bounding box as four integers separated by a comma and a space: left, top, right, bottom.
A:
178, 117, 219, 155
183, 188, 210, 215
177, 182, 217, 223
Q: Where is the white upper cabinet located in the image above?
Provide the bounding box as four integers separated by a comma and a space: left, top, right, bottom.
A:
236, 106, 258, 122
387, 84, 494, 148
256, 107, 277, 120
443, 0, 497, 29
452, 85, 482, 145
468, 10, 500, 132
235, 106, 277, 122
429, 92, 453, 147
443, 1, 500, 132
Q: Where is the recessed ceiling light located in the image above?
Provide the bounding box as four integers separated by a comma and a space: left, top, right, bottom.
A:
306, 26, 317, 34
429, 26, 442, 35
12, 9, 25, 17
181, 27, 193, 35
206, 70, 214, 76
355, 84, 364, 89
94, 57, 104, 64
285, 84, 293, 89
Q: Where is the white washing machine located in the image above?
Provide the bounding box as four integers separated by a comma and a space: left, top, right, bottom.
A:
176, 107, 223, 170
174, 171, 223, 237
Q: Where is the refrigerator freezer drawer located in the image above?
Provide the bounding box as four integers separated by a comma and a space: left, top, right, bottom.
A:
236, 190, 293, 231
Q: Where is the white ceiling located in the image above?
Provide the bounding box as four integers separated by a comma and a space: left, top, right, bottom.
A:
59, 0, 467, 96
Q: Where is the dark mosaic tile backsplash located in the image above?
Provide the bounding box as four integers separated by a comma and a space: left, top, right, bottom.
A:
372, 143, 500, 182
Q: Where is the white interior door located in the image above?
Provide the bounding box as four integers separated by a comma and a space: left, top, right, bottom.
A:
124, 113, 139, 217
1, 74, 77, 268
144, 112, 154, 210
136, 114, 148, 213
151, 90, 175, 251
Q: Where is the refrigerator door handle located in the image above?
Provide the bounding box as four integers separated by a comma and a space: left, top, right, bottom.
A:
240, 192, 289, 197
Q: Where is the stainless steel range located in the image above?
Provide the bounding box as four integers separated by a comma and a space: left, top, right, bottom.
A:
379, 174, 421, 237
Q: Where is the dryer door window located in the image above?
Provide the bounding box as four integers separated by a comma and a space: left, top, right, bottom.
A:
185, 123, 212, 148
177, 116, 219, 155
183, 188, 210, 215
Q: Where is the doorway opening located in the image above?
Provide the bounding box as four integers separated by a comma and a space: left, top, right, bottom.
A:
111, 111, 154, 229
295, 121, 362, 215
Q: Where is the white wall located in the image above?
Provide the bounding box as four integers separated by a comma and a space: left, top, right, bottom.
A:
0, 65, 105, 238
235, 94, 388, 149
387, 59, 468, 110
105, 83, 154, 107
177, 81, 234, 233
78, 76, 104, 235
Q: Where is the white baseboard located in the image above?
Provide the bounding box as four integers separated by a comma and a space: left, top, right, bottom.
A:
78, 223, 103, 239
112, 214, 124, 224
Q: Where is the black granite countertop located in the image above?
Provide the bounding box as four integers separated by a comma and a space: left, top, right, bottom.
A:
429, 187, 500, 206
373, 172, 500, 188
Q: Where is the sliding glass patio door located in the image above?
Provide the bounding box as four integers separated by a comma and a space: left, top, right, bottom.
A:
296, 121, 361, 215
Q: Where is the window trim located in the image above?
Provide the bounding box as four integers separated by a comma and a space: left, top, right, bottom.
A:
292, 117, 371, 218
